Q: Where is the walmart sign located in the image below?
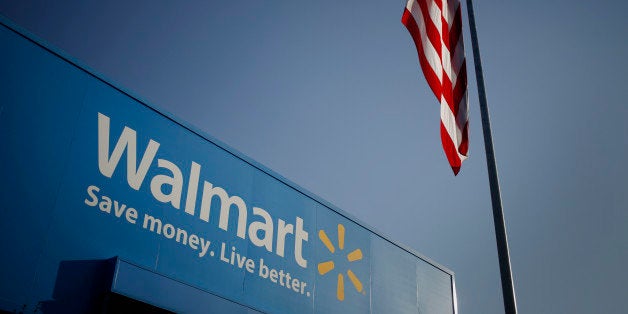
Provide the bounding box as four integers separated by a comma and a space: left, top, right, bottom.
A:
0, 18, 456, 313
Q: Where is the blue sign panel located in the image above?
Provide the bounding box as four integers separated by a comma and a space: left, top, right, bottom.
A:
0, 18, 456, 313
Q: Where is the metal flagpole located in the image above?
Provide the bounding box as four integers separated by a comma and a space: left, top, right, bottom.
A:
464, 1, 518, 313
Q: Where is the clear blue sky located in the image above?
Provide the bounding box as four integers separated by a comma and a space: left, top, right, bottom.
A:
2, 1, 627, 313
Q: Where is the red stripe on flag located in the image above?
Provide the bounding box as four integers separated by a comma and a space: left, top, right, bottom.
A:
403, 0, 469, 175
441, 15, 450, 52
441, 75, 456, 115
440, 122, 462, 175
449, 5, 463, 55
453, 60, 467, 113
402, 9, 443, 101
416, 0, 443, 59
432, 0, 443, 11
459, 122, 469, 156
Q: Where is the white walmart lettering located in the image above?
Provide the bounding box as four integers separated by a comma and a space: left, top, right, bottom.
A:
96, 113, 309, 267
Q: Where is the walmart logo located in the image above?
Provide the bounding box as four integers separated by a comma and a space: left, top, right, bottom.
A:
317, 224, 365, 301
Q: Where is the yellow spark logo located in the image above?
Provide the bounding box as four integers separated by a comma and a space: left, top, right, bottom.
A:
317, 224, 364, 301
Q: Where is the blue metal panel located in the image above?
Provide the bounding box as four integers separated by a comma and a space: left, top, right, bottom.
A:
0, 21, 88, 310
371, 236, 420, 313
111, 258, 262, 314
417, 261, 455, 314
0, 17, 456, 313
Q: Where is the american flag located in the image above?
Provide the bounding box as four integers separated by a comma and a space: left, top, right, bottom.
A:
402, 0, 469, 175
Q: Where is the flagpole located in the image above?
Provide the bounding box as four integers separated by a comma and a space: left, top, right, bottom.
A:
464, 1, 518, 313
